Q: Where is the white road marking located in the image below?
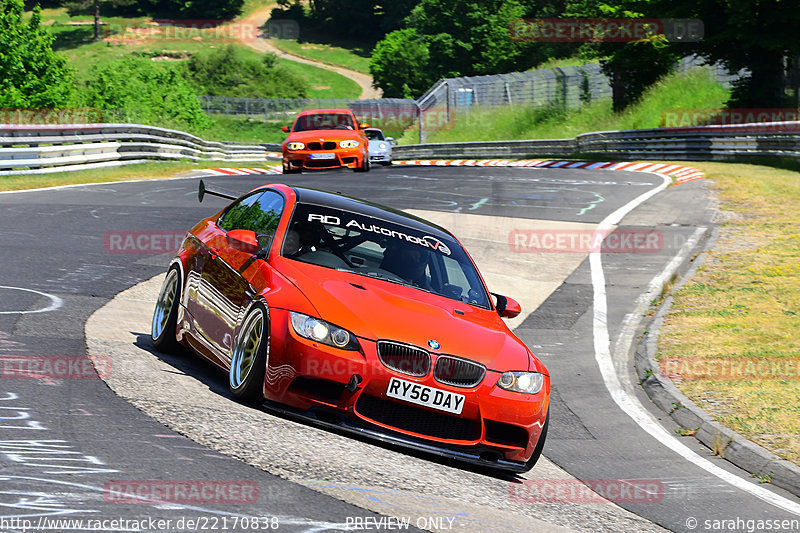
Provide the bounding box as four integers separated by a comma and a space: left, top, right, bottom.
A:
0, 286, 63, 315
589, 172, 800, 516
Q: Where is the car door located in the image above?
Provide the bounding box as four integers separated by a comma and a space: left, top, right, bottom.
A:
186, 190, 285, 359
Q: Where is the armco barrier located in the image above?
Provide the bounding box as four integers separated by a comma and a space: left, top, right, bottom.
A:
393, 139, 578, 159
0, 123, 282, 176
394, 121, 800, 161
3, 121, 800, 176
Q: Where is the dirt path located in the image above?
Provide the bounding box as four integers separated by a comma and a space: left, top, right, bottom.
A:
237, 4, 382, 99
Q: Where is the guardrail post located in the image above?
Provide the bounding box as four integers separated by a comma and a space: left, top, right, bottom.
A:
417, 103, 425, 144
446, 81, 451, 123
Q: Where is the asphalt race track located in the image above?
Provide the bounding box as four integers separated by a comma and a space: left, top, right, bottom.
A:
1, 165, 798, 533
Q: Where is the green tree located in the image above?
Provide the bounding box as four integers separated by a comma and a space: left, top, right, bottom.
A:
369, 28, 431, 98
0, 0, 74, 108
565, 0, 677, 110
378, 0, 418, 35
302, 0, 419, 42
660, 0, 800, 107
307, 0, 381, 41
408, 0, 538, 77
370, 0, 551, 96
144, 0, 245, 19
270, 0, 306, 22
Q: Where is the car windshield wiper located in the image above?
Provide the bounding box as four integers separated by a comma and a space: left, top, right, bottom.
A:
336, 268, 432, 293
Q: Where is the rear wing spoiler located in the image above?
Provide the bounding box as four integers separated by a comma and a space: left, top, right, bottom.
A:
198, 179, 238, 203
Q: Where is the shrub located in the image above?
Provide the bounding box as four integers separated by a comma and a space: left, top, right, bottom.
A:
187, 44, 308, 98
79, 56, 209, 130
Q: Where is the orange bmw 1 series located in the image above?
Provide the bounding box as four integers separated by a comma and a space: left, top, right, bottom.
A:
151, 182, 550, 472
281, 109, 371, 174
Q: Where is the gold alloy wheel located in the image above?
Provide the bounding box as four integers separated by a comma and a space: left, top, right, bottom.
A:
151, 268, 178, 341
230, 308, 264, 389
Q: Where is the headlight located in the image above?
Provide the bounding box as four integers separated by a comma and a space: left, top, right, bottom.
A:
379, 142, 387, 150
290, 312, 360, 351
287, 142, 305, 151
339, 140, 359, 149
496, 371, 544, 394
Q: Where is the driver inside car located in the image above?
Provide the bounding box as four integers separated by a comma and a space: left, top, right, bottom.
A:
381, 243, 434, 290
283, 222, 326, 258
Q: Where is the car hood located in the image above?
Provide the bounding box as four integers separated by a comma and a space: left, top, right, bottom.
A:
285, 130, 363, 143
274, 258, 531, 371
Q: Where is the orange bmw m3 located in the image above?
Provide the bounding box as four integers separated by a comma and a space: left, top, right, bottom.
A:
152, 182, 550, 472
281, 109, 371, 173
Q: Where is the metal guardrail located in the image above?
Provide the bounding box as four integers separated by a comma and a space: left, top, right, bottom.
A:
394, 122, 800, 161
0, 123, 282, 176
3, 121, 799, 176
393, 139, 577, 159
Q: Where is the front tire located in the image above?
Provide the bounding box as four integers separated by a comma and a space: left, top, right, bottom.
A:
521, 409, 549, 472
283, 160, 301, 174
229, 303, 269, 404
151, 265, 181, 353
354, 152, 371, 172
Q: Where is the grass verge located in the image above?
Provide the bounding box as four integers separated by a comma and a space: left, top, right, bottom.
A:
274, 56, 361, 99
271, 37, 372, 74
655, 162, 800, 465
0, 161, 278, 192
399, 68, 730, 144
42, 6, 360, 100
198, 115, 287, 144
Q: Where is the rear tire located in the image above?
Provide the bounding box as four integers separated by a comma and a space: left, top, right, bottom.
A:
151, 266, 181, 353
229, 303, 269, 404
521, 409, 549, 472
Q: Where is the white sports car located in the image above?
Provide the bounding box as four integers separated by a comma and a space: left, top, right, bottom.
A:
365, 128, 394, 166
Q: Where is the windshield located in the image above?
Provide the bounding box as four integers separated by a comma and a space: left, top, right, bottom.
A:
293, 113, 355, 132
282, 203, 491, 308
365, 130, 384, 141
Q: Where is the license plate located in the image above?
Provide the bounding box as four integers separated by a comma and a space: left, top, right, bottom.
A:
310, 153, 336, 160
386, 377, 465, 415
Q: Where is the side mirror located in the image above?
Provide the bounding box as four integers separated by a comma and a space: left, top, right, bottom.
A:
359, 122, 370, 129
493, 293, 521, 319
226, 229, 259, 255
385, 136, 395, 143
282, 125, 290, 133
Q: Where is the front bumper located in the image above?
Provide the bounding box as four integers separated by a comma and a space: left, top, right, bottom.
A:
283, 148, 362, 170
264, 309, 550, 467
369, 152, 391, 163
261, 399, 533, 472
